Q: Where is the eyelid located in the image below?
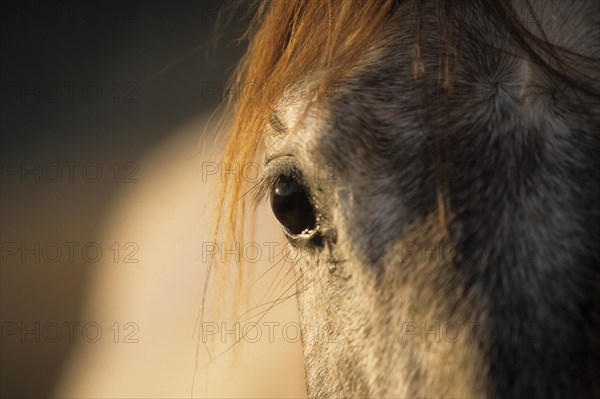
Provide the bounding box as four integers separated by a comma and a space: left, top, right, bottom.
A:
252, 156, 308, 206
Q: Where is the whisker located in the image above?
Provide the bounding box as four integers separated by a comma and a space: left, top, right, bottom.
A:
195, 261, 306, 369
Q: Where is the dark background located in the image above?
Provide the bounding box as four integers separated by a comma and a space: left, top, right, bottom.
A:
0, 1, 245, 396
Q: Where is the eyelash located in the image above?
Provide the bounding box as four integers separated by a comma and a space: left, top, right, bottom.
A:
252, 161, 309, 206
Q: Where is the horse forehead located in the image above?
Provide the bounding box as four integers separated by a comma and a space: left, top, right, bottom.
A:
265, 0, 600, 172
264, 96, 326, 165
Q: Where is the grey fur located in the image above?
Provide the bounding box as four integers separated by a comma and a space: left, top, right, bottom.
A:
262, 1, 600, 397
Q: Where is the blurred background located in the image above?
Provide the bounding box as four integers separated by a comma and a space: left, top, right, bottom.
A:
1, 1, 305, 397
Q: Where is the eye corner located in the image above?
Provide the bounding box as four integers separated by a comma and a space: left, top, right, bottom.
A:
285, 226, 326, 252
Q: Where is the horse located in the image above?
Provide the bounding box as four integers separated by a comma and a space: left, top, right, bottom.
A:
213, 0, 600, 397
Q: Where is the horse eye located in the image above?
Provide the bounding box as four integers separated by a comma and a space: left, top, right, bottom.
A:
270, 176, 317, 236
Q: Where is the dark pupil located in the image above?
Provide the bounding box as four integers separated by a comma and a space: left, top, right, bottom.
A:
270, 177, 316, 235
